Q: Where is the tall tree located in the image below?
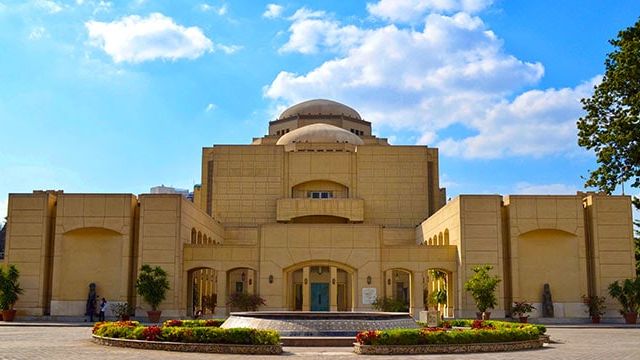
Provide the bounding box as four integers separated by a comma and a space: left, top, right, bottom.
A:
577, 17, 640, 206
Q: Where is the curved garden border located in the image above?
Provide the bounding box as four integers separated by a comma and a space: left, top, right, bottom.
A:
92, 335, 283, 355
353, 338, 544, 355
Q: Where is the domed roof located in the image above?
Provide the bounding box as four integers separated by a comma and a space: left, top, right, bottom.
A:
278, 99, 361, 120
276, 123, 364, 146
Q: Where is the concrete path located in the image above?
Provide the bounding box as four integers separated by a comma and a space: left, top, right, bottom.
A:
0, 324, 639, 359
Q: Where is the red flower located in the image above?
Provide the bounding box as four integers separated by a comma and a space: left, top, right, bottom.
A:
355, 330, 379, 345
163, 319, 183, 327
142, 326, 162, 341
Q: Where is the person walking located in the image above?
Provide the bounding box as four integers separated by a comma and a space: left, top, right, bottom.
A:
99, 298, 107, 322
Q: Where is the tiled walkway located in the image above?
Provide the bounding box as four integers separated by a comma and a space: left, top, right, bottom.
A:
0, 324, 639, 359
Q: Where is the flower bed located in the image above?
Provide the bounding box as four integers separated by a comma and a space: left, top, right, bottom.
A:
91, 320, 281, 355
353, 320, 545, 355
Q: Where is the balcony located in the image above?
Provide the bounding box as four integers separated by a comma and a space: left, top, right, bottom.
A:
276, 198, 364, 222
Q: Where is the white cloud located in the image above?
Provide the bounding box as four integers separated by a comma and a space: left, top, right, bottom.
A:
205, 103, 216, 112
85, 13, 214, 63
266, 9, 550, 155
263, 3, 283, 19
438, 78, 597, 158
200, 3, 227, 15
214, 43, 241, 54
28, 26, 47, 40
514, 182, 578, 195
34, 0, 63, 13
280, 8, 366, 54
367, 0, 493, 22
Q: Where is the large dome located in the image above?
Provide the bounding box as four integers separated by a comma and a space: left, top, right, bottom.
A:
276, 123, 364, 146
278, 99, 361, 120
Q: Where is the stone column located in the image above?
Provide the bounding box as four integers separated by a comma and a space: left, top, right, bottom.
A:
412, 271, 424, 318
330, 266, 338, 311
215, 270, 227, 317
302, 267, 310, 311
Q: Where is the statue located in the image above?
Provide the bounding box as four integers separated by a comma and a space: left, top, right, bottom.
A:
85, 283, 97, 322
542, 283, 554, 317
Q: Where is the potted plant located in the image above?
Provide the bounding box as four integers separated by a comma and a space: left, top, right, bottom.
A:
582, 295, 606, 323
135, 264, 170, 323
464, 265, 501, 320
110, 302, 134, 321
226, 292, 266, 311
0, 264, 24, 322
608, 277, 640, 324
511, 301, 535, 323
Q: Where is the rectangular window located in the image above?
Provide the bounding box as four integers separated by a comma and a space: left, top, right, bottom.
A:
308, 191, 333, 199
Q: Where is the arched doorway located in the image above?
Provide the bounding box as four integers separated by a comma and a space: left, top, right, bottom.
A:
187, 267, 217, 317
226, 267, 256, 311
384, 269, 411, 312
285, 262, 354, 311
425, 268, 453, 317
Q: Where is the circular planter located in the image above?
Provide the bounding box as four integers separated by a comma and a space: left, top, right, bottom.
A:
353, 338, 544, 355
518, 316, 528, 323
92, 335, 282, 355
591, 316, 601, 324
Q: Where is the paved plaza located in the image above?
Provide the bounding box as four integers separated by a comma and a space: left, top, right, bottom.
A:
0, 324, 639, 360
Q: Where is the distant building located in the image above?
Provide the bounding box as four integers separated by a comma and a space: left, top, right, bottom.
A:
0, 222, 5, 259
2, 99, 636, 320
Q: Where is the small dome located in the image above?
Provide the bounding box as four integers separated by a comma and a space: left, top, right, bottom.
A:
276, 123, 364, 146
279, 99, 361, 120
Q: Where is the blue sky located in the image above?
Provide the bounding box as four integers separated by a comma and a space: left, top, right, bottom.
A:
0, 0, 638, 223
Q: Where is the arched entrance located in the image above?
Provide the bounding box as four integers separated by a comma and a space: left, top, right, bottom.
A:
285, 262, 354, 311
425, 268, 453, 317
187, 267, 217, 317
384, 269, 411, 312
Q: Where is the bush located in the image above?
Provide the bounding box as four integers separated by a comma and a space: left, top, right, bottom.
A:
356, 324, 542, 346
92, 320, 279, 345
226, 293, 266, 311
135, 265, 170, 311
464, 265, 501, 313
443, 319, 546, 334
162, 319, 225, 328
371, 296, 409, 312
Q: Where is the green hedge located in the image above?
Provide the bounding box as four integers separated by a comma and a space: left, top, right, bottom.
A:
162, 319, 226, 328
445, 319, 546, 334
357, 323, 543, 346
92, 321, 279, 345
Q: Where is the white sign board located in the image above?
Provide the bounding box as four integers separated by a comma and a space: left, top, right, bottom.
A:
362, 288, 377, 305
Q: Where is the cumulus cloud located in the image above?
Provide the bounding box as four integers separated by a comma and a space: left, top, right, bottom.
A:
279, 8, 366, 54
263, 3, 283, 18
85, 13, 215, 63
438, 78, 598, 158
367, 0, 493, 22
266, 9, 551, 153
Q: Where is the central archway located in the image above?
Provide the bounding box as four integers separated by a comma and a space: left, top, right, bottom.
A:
284, 261, 355, 312
186, 267, 217, 317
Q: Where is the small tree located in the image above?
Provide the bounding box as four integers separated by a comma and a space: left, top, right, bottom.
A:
0, 264, 24, 310
135, 264, 170, 311
608, 277, 640, 315
464, 265, 501, 314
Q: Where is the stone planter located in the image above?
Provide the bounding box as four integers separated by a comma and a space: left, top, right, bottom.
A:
353, 338, 544, 355
518, 316, 528, 323
92, 335, 282, 355
591, 315, 601, 324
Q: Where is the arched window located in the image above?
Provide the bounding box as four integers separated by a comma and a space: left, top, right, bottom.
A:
438, 232, 443, 245
197, 231, 202, 244
191, 228, 197, 243
444, 229, 449, 245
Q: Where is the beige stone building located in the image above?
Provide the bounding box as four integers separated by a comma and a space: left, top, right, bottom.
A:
2, 100, 636, 320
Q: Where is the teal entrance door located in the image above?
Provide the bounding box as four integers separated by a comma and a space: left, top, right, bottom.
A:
310, 283, 329, 311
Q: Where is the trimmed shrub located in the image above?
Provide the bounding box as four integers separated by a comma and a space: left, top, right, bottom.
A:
356, 325, 542, 346
92, 321, 279, 345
